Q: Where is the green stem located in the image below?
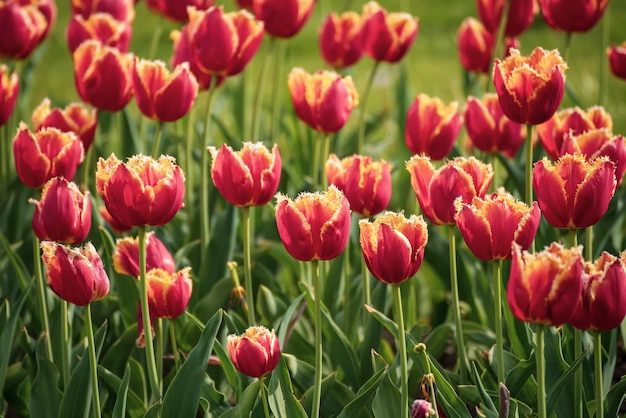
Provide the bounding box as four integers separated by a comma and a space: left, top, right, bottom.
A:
34, 236, 53, 361
594, 331, 604, 418
250, 37, 275, 140
598, 3, 610, 105
569, 229, 582, 418
169, 319, 180, 372
448, 226, 468, 383
586, 226, 593, 261
185, 107, 196, 213
150, 122, 164, 159
362, 254, 371, 307
61, 300, 70, 388
491, 153, 499, 192
322, 134, 331, 190
138, 226, 161, 401
260, 376, 271, 418
392, 284, 409, 418
242, 206, 256, 325
155, 318, 163, 393
81, 140, 94, 190
563, 32, 573, 64
357, 60, 380, 155
486, 0, 510, 92
312, 134, 321, 190
494, 260, 505, 384
84, 303, 101, 417
1, 122, 8, 201
200, 81, 219, 254
536, 324, 546, 418
525, 124, 534, 205
311, 260, 323, 418
270, 40, 286, 143
343, 237, 351, 332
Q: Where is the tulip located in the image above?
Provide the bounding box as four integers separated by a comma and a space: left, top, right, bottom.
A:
113, 232, 176, 278
464, 94, 525, 158
476, 0, 536, 37
359, 212, 428, 285
607, 42, 626, 80
275, 185, 351, 262
170, 26, 221, 91
146, 0, 214, 23
41, 241, 110, 306
406, 155, 493, 226
405, 94, 462, 160
538, 0, 609, 33
252, 0, 314, 38
73, 40, 134, 112
569, 252, 626, 331
209, 142, 281, 207
508, 242, 583, 326
32, 97, 98, 152
235, 0, 253, 12
411, 399, 435, 418
96, 153, 185, 227
0, 64, 19, 126
457, 17, 494, 74
31, 177, 92, 245
536, 106, 613, 160
99, 206, 133, 234
455, 189, 540, 261
362, 1, 419, 63
71, 0, 135, 23
66, 12, 132, 53
227, 326, 281, 378
326, 154, 391, 218
132, 59, 199, 122
0, 0, 55, 60
533, 155, 616, 229
13, 123, 85, 189
318, 11, 364, 70
287, 68, 359, 133
146, 267, 192, 318
493, 47, 567, 125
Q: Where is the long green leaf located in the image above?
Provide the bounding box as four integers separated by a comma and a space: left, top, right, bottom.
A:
427, 357, 472, 418
545, 345, 587, 415
372, 371, 401, 418
605, 375, 626, 418
112, 364, 132, 418
336, 367, 387, 418
213, 340, 241, 395
29, 335, 61, 418
268, 357, 308, 418
98, 365, 146, 418
217, 380, 260, 418
161, 310, 223, 418
471, 363, 498, 418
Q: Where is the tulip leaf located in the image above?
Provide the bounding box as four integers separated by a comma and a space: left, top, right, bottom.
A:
545, 343, 587, 416
100, 323, 138, 378
98, 365, 146, 418
217, 380, 260, 418
59, 320, 107, 418
544, 326, 578, 418
0, 232, 31, 290
471, 363, 498, 418
268, 357, 308, 418
335, 366, 386, 418
365, 303, 398, 339
112, 364, 131, 418
161, 309, 223, 418
29, 335, 61, 418
372, 370, 401, 418
276, 292, 305, 348
605, 375, 626, 418
212, 340, 240, 396
426, 356, 473, 418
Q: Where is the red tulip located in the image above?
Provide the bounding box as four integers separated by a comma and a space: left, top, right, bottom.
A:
132, 59, 198, 122
362, 1, 419, 63
0, 64, 19, 126
113, 232, 176, 278
31, 177, 92, 245
13, 124, 85, 189
457, 17, 494, 74
464, 94, 525, 158
476, 0, 536, 37
406, 155, 493, 226
569, 252, 626, 331
538, 0, 609, 33
234, 0, 253, 12
146, 0, 214, 23
607, 42, 626, 80
288, 68, 359, 133
227, 326, 281, 378
170, 26, 222, 91
359, 211, 428, 285
99, 206, 133, 234
405, 94, 462, 160
209, 142, 281, 207
252, 0, 314, 38
66, 12, 132, 53
275, 186, 351, 262
507, 242, 583, 326
532, 155, 616, 229
318, 11, 364, 70
73, 40, 134, 112
32, 97, 98, 152
147, 267, 192, 318
71, 0, 135, 23
41, 241, 110, 306
325, 154, 391, 218
0, 1, 50, 59
96, 153, 185, 227
455, 189, 540, 261
493, 47, 567, 125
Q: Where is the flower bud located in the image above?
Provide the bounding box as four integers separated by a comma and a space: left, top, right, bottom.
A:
227, 326, 281, 378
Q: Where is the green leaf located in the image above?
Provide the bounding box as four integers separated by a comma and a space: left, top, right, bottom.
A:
217, 380, 260, 418
545, 344, 587, 416
365, 304, 399, 339
336, 366, 387, 418
29, 335, 61, 418
112, 364, 132, 418
144, 402, 161, 418
98, 365, 146, 418
471, 363, 498, 418
101, 323, 138, 378
268, 357, 308, 418
276, 292, 305, 348
213, 339, 240, 395
161, 310, 223, 418
58, 320, 108, 418
372, 371, 401, 418
605, 375, 626, 418
0, 233, 31, 290
427, 357, 472, 418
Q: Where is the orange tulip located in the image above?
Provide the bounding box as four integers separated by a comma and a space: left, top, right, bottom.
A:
227, 326, 281, 378
538, 0, 609, 33
607, 42, 626, 80
275, 186, 351, 261
96, 154, 185, 227
493, 47, 567, 125
0, 0, 55, 60
318, 11, 364, 70
507, 242, 583, 326
146, 0, 214, 23
288, 68, 359, 133
113, 232, 176, 278
252, 0, 314, 38
71, 0, 135, 23
359, 212, 428, 285
406, 155, 493, 226
404, 94, 462, 160
476, 0, 536, 37
0, 64, 19, 126
146, 267, 192, 318
457, 17, 494, 74
362, 1, 418, 63
66, 12, 132, 53
533, 155, 616, 229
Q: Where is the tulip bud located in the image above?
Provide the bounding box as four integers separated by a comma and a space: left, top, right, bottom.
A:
227, 326, 281, 378
146, 267, 192, 318
113, 232, 176, 277
32, 98, 98, 152
0, 64, 19, 126
252, 0, 314, 38
457, 17, 494, 74
362, 1, 419, 63
66, 12, 132, 53
476, 0, 536, 37
0, 1, 53, 60
608, 42, 626, 81
318, 11, 364, 70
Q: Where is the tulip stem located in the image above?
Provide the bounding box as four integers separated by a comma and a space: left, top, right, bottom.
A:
242, 206, 256, 325
33, 235, 54, 361
357, 60, 380, 155
84, 303, 101, 417
362, 255, 371, 307
200, 81, 219, 255
599, 3, 610, 105
493, 259, 505, 384
568, 229, 583, 418
270, 40, 286, 143
156, 318, 163, 392
311, 260, 323, 418
594, 331, 604, 418
392, 284, 409, 418
586, 226, 593, 261
343, 236, 351, 333
150, 121, 163, 159
169, 319, 180, 372
322, 134, 331, 190
61, 300, 70, 388
250, 37, 275, 141
486, 0, 510, 92
185, 106, 197, 239
312, 134, 321, 189
536, 324, 547, 418
448, 226, 468, 383
259, 376, 271, 418
138, 226, 161, 401
525, 124, 533, 205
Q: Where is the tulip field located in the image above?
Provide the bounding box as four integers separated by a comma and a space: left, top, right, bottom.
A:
2, 1, 626, 418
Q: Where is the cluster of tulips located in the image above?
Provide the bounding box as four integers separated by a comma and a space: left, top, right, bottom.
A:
1, 0, 626, 417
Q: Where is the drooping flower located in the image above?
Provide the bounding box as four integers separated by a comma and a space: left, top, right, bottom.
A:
0, 64, 19, 126
252, 0, 314, 38
361, 1, 419, 63
457, 17, 494, 74
113, 232, 176, 278
538, 0, 609, 33
318, 11, 364, 70
227, 326, 281, 378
